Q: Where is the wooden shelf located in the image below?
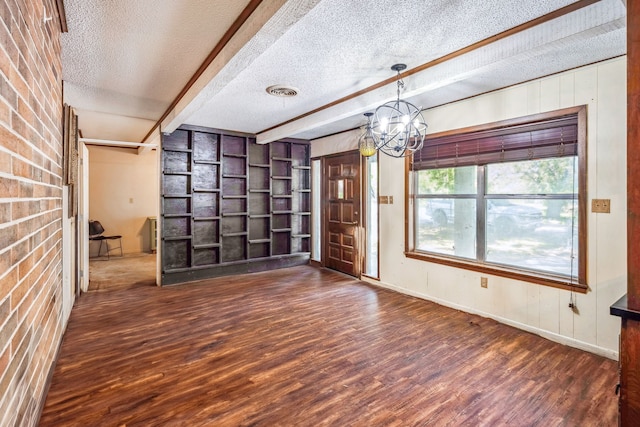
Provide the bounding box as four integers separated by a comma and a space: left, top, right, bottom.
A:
292, 212, 311, 216
192, 188, 220, 193
249, 214, 270, 219
272, 210, 293, 215
272, 157, 293, 162
163, 148, 192, 153
164, 213, 192, 218
249, 163, 270, 168
194, 160, 220, 165
292, 234, 311, 238
222, 195, 248, 199
221, 212, 248, 217
163, 235, 192, 241
271, 176, 292, 180
271, 194, 293, 198
163, 194, 192, 198
272, 228, 292, 233
193, 216, 221, 221
249, 189, 270, 193
249, 239, 271, 244
193, 243, 221, 249
222, 153, 247, 158
221, 232, 248, 237
164, 170, 191, 175
222, 174, 247, 179
292, 165, 311, 170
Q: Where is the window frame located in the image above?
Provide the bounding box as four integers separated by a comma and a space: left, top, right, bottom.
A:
404, 106, 588, 293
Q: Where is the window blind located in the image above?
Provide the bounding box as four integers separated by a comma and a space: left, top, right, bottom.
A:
412, 115, 578, 170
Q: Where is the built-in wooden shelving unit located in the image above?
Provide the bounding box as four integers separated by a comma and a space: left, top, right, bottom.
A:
161, 126, 310, 284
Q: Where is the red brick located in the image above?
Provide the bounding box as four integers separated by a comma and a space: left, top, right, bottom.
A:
0, 223, 17, 249
17, 180, 31, 197
0, 150, 10, 173
8, 64, 28, 106
17, 252, 33, 279
0, 123, 19, 153
0, 202, 10, 223
0, 309, 17, 353
11, 200, 28, 221
11, 156, 29, 179
10, 239, 27, 264
10, 110, 30, 143
0, 15, 18, 66
0, 344, 9, 380
12, 273, 30, 308
0, 177, 18, 198
0, 97, 10, 125
0, 267, 17, 300
0, 73, 17, 110
0, 296, 10, 328
10, 319, 29, 357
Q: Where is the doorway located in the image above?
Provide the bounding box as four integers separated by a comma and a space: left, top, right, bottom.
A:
323, 151, 361, 277
85, 144, 159, 291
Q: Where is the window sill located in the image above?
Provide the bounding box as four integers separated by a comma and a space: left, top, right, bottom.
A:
404, 251, 588, 294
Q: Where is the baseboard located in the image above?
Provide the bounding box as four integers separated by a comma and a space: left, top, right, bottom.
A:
362, 277, 619, 361
309, 259, 322, 268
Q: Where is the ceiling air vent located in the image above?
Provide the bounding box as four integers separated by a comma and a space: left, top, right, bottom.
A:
266, 85, 298, 97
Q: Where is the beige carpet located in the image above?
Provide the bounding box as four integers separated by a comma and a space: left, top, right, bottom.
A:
88, 253, 157, 292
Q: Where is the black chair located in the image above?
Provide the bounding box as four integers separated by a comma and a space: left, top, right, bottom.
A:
89, 220, 123, 260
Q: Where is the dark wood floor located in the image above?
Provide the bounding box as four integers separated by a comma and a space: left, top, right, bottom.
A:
40, 266, 618, 426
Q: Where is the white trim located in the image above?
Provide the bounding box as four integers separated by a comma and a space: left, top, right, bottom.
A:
361, 276, 619, 361
79, 138, 157, 149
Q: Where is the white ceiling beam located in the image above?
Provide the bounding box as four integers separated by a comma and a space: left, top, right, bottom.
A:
80, 138, 157, 149
257, 1, 625, 143
155, 0, 322, 141
138, 131, 160, 154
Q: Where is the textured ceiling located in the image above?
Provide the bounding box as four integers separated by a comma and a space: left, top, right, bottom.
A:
62, 0, 252, 122
61, 0, 627, 144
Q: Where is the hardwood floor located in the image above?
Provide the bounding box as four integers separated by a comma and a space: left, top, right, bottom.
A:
40, 266, 618, 426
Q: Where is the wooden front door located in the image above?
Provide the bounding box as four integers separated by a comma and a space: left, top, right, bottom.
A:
324, 152, 361, 277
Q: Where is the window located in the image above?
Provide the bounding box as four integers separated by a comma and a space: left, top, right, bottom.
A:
311, 159, 322, 261
407, 107, 587, 291
364, 153, 379, 278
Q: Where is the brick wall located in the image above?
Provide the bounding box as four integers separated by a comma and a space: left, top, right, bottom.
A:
0, 0, 65, 425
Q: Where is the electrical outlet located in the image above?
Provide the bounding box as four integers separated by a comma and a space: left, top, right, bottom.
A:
592, 199, 611, 213
481, 277, 488, 288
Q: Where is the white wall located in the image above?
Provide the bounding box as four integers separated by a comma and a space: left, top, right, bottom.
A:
311, 57, 627, 359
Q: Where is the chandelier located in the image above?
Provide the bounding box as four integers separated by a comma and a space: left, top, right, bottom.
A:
358, 64, 427, 158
